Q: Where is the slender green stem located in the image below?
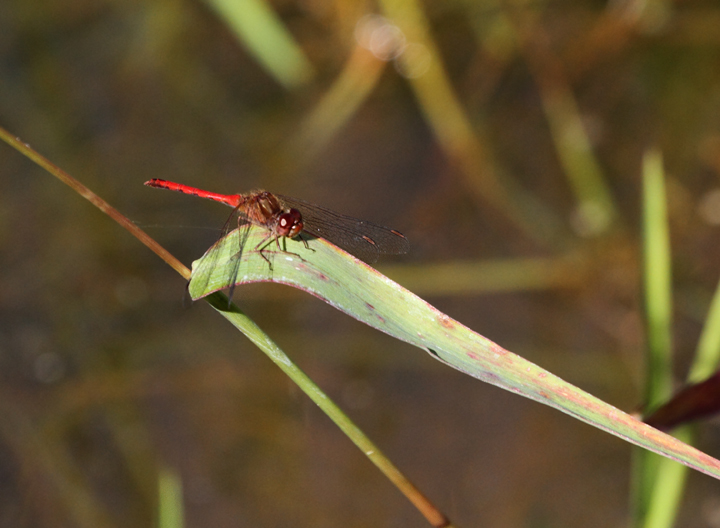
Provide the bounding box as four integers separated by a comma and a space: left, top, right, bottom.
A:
0, 125, 188, 279
203, 292, 453, 528
634, 149, 679, 528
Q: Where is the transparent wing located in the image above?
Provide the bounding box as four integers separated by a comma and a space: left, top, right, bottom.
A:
277, 195, 409, 263
190, 207, 253, 302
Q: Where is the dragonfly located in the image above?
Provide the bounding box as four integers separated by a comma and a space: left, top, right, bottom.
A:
144, 178, 409, 297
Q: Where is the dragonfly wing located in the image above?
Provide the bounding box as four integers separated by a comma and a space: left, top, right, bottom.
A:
191, 208, 253, 302
278, 195, 409, 263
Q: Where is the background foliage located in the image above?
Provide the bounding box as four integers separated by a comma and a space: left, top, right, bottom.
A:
2, 0, 720, 526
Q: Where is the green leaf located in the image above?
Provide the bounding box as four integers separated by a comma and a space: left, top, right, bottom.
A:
204, 0, 314, 89
642, 149, 673, 410
158, 468, 184, 528
189, 227, 720, 480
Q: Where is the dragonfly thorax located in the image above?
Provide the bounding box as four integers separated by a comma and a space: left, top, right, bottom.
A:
251, 192, 304, 238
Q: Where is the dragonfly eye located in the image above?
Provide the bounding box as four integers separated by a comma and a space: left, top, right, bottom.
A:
277, 209, 303, 237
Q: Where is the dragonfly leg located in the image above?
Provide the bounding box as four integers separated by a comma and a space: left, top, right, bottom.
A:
279, 235, 309, 261
254, 233, 310, 269
255, 234, 276, 270
299, 235, 315, 253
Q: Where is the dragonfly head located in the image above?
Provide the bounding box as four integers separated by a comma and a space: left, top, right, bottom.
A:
277, 208, 304, 238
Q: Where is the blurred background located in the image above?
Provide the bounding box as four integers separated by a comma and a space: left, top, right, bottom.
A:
2, 0, 720, 526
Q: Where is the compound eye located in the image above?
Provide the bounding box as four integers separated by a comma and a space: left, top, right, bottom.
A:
277, 209, 303, 237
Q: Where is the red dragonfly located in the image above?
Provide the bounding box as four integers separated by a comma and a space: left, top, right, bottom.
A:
144, 178, 409, 295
